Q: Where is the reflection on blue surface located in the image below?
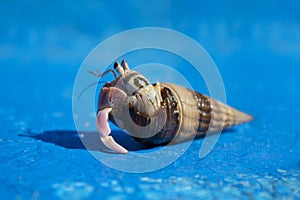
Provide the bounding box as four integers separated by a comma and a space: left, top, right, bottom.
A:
0, 1, 299, 199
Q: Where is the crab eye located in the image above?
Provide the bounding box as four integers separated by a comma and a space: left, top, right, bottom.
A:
114, 62, 124, 76
121, 59, 130, 72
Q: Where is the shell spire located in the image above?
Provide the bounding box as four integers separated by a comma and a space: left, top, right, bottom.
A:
209, 97, 253, 132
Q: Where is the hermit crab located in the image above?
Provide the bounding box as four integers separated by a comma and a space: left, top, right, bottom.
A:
91, 60, 253, 154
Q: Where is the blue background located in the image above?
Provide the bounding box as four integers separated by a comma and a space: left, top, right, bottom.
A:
1, 0, 299, 199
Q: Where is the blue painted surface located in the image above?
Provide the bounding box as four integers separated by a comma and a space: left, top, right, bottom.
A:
1, 1, 300, 199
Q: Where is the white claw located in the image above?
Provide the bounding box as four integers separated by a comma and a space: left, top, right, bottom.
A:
96, 107, 112, 137
100, 136, 128, 154
96, 107, 128, 154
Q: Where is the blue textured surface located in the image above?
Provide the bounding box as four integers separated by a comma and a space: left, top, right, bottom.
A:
1, 1, 300, 199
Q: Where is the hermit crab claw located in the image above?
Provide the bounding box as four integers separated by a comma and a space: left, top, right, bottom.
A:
96, 107, 128, 154
96, 87, 130, 154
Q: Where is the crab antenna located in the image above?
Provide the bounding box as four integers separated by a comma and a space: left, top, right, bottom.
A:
88, 69, 117, 79
78, 81, 106, 99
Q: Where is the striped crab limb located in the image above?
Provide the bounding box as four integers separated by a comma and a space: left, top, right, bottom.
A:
96, 87, 129, 154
